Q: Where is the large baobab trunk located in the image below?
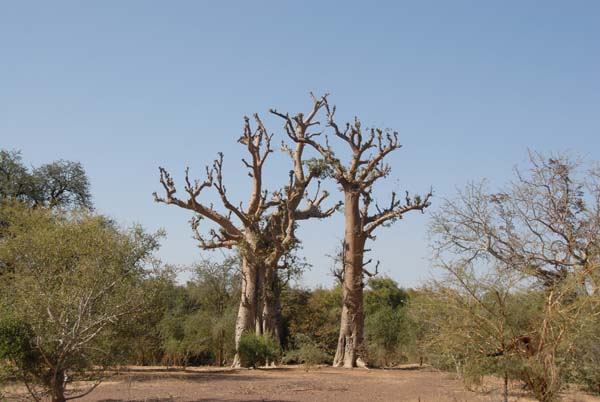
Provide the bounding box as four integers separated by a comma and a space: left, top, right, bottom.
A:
254, 264, 266, 336
333, 190, 366, 368
232, 257, 259, 367
262, 265, 283, 345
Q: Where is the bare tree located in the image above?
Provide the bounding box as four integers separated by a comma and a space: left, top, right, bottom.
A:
257, 99, 342, 343
431, 151, 600, 291
154, 108, 338, 366
274, 94, 432, 367
430, 152, 600, 401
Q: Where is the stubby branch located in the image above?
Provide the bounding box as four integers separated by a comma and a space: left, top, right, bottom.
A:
154, 166, 243, 241
364, 190, 433, 235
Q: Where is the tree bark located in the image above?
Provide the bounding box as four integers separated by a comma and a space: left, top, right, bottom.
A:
503, 370, 509, 402
333, 190, 366, 368
255, 264, 266, 336
51, 369, 66, 402
262, 265, 283, 346
232, 256, 259, 367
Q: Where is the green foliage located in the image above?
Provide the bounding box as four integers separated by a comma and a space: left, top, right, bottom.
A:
408, 273, 541, 379
237, 333, 280, 368
364, 277, 408, 314
0, 202, 162, 400
283, 334, 331, 368
0, 150, 34, 204
0, 317, 38, 375
365, 306, 410, 366
31, 160, 91, 209
0, 149, 92, 209
154, 258, 240, 367
281, 278, 414, 369
302, 158, 333, 179
112, 268, 179, 365
280, 286, 341, 356
363, 277, 414, 367
564, 302, 600, 394
408, 263, 600, 402
426, 152, 600, 401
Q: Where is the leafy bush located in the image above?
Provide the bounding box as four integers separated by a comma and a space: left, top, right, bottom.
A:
365, 306, 412, 367
0, 316, 38, 375
237, 333, 280, 368
565, 313, 600, 394
362, 277, 415, 367
280, 286, 341, 357
283, 334, 331, 368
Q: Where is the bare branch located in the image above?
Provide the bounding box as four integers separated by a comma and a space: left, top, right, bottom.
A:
363, 260, 380, 278
365, 189, 433, 234
153, 165, 243, 249
212, 153, 251, 226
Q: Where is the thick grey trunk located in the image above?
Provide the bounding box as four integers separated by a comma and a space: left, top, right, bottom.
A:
262, 266, 283, 346
255, 264, 266, 336
333, 191, 366, 368
232, 257, 259, 367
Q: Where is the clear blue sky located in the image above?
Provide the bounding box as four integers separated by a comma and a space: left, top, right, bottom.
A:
2, 1, 599, 288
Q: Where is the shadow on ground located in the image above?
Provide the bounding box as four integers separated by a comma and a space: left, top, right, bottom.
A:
97, 399, 290, 402
110, 371, 265, 384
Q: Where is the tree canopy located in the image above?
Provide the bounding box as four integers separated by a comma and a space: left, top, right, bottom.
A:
0, 149, 92, 209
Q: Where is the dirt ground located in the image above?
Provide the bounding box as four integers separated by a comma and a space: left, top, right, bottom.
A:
4, 366, 600, 402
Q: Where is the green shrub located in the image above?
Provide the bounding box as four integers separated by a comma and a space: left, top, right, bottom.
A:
283, 334, 331, 368
238, 333, 280, 368
566, 315, 600, 395
0, 317, 38, 373
0, 316, 41, 401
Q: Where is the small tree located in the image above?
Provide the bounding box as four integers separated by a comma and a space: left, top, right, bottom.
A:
0, 202, 162, 402
429, 152, 600, 402
412, 265, 540, 400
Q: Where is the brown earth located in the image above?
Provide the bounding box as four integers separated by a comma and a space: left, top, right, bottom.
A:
4, 366, 600, 402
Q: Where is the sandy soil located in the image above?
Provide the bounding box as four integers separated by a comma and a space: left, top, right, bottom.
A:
4, 366, 600, 402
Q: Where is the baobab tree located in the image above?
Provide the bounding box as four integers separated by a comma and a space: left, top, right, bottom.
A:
256, 97, 343, 341
259, 173, 340, 343
154, 108, 337, 366
273, 94, 432, 367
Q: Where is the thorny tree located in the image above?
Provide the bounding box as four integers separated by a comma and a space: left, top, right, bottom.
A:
274, 94, 432, 367
154, 109, 337, 367
0, 203, 161, 402
430, 152, 600, 401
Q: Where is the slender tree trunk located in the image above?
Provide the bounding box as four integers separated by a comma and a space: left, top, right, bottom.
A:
51, 369, 66, 402
333, 190, 366, 368
503, 370, 509, 402
232, 256, 259, 367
